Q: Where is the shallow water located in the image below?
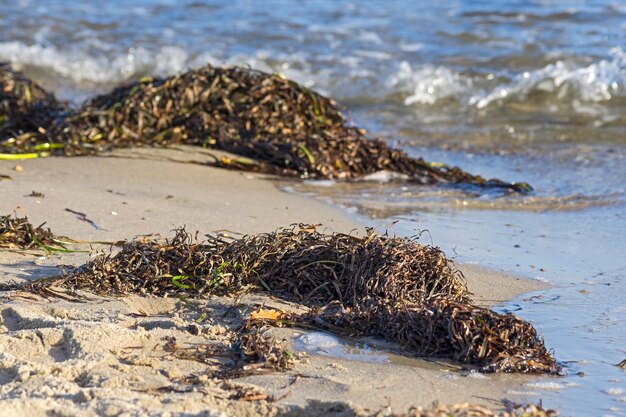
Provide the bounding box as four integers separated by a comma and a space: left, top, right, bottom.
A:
293, 330, 478, 371
288, 147, 626, 416
294, 331, 391, 364
2, 1, 625, 415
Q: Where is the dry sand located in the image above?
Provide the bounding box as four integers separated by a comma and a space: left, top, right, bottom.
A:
0, 147, 550, 417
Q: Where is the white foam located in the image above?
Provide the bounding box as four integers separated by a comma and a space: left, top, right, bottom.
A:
524, 381, 577, 391
387, 61, 471, 105
361, 170, 410, 182
0, 41, 320, 93
303, 179, 337, 187
387, 48, 625, 110
506, 390, 540, 396
469, 48, 626, 109
3, 38, 624, 116
465, 370, 489, 379
533, 275, 551, 284
294, 332, 391, 364
297, 332, 340, 350
0, 41, 197, 84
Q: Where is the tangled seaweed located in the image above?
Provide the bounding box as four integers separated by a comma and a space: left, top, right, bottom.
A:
0, 63, 530, 192
0, 213, 60, 250
311, 302, 554, 373
29, 226, 558, 374
161, 311, 295, 377
399, 402, 557, 417
236, 321, 295, 373
0, 63, 64, 149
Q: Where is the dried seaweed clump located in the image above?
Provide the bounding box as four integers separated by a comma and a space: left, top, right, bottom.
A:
0, 63, 64, 144
313, 301, 555, 373
31, 225, 557, 373
211, 225, 468, 305
0, 213, 57, 249
1, 63, 530, 192
276, 401, 557, 417
214, 226, 556, 373
236, 321, 295, 373
47, 229, 222, 295
401, 402, 558, 417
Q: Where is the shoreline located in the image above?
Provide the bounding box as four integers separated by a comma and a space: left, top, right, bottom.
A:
0, 147, 552, 416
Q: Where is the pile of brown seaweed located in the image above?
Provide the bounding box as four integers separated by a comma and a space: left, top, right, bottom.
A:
0, 63, 530, 192
30, 225, 558, 374
0, 213, 60, 250
397, 402, 557, 417
0, 63, 64, 148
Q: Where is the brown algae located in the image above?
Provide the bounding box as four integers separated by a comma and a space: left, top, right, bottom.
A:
0, 63, 65, 156
397, 402, 558, 417
0, 213, 65, 251
0, 63, 530, 192
27, 225, 559, 374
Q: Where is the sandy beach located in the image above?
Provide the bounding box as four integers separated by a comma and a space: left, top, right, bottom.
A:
2, 1, 625, 413
0, 147, 551, 417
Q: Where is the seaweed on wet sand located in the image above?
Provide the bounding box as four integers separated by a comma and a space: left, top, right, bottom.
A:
0, 63, 530, 192
235, 320, 296, 374
0, 213, 64, 250
29, 225, 558, 374
400, 401, 558, 417
309, 300, 556, 373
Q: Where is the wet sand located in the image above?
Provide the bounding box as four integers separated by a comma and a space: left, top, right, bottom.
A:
0, 147, 549, 416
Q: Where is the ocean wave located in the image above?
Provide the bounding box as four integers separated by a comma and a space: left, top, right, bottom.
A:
469, 47, 626, 109
0, 40, 324, 97
0, 41, 198, 84
2, 39, 624, 114
387, 48, 626, 110
387, 61, 472, 105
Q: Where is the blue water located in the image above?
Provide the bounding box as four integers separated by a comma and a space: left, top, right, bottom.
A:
1, 1, 625, 415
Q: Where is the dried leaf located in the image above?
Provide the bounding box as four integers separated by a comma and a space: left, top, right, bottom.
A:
250, 308, 285, 321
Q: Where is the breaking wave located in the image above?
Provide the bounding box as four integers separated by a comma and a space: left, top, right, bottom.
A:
1, 39, 624, 115
386, 62, 472, 105
0, 41, 198, 84
469, 48, 626, 109
388, 48, 626, 111
0, 41, 325, 100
